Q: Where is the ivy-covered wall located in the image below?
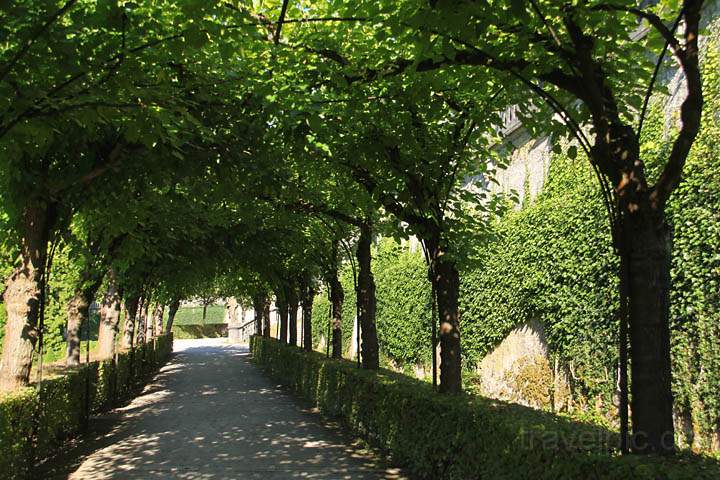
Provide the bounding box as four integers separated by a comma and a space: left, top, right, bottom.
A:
663, 36, 720, 448
460, 154, 619, 400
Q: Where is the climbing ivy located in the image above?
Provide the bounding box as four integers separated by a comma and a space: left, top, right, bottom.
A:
374, 239, 432, 367
663, 33, 720, 446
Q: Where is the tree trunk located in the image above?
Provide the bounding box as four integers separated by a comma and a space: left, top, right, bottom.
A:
153, 303, 164, 336
288, 285, 299, 347
226, 297, 238, 324
145, 300, 154, 341
121, 295, 140, 350
202, 303, 208, 322
622, 213, 675, 454
97, 269, 122, 359
357, 222, 379, 369
136, 297, 147, 344
253, 294, 264, 336
0, 204, 52, 392
278, 292, 289, 344
329, 270, 344, 359
66, 271, 104, 367
165, 298, 180, 333
302, 281, 314, 352
427, 234, 462, 394
227, 297, 239, 342
262, 297, 271, 338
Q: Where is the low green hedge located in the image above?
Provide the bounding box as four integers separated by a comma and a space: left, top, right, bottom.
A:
0, 334, 173, 479
171, 323, 227, 339
250, 336, 720, 479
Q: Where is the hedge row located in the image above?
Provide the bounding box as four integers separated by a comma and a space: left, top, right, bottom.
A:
0, 334, 173, 479
250, 336, 720, 480
171, 323, 228, 339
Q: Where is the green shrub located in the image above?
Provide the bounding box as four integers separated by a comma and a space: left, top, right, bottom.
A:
171, 323, 227, 339
0, 334, 173, 479
374, 239, 432, 366
172, 305, 226, 325
251, 336, 720, 480
0, 388, 36, 477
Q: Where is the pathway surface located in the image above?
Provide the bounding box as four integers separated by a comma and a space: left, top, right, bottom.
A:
41, 338, 403, 479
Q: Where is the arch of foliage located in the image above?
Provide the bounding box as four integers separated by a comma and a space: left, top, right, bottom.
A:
0, 0, 717, 457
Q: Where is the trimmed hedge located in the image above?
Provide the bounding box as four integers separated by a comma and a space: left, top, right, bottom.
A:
250, 336, 720, 479
171, 323, 227, 339
0, 334, 173, 479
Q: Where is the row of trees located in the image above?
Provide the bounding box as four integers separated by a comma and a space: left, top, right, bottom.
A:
0, 0, 712, 455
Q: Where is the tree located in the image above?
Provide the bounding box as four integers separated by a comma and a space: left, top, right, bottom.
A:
357, 221, 379, 369
307, 83, 504, 391
287, 283, 299, 347
300, 272, 316, 352
121, 294, 140, 350
96, 268, 121, 358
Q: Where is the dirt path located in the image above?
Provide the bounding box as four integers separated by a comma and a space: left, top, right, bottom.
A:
40, 338, 402, 479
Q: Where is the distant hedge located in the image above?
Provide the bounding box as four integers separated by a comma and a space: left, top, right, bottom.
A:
251, 336, 720, 479
172, 305, 226, 325
171, 323, 227, 339
0, 334, 173, 479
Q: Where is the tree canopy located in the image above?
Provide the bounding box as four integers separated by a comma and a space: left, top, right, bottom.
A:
0, 0, 713, 455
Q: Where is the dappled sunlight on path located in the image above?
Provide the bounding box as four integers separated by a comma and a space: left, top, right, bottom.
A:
40, 339, 402, 479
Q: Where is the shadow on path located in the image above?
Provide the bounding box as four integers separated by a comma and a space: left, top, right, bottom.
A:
38, 339, 404, 479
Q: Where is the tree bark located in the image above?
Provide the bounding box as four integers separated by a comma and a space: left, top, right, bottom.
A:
66, 271, 104, 367
97, 269, 122, 359
136, 297, 147, 344
226, 297, 239, 342
357, 222, 379, 369
278, 291, 289, 344
622, 212, 675, 453
329, 269, 344, 359
145, 299, 154, 341
121, 294, 140, 350
427, 234, 462, 394
253, 294, 264, 336
0, 204, 52, 392
301, 280, 314, 352
153, 303, 164, 336
262, 297, 271, 338
288, 284, 299, 347
594, 122, 677, 453
165, 298, 180, 333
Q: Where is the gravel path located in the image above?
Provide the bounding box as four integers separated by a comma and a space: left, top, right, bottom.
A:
42, 338, 402, 479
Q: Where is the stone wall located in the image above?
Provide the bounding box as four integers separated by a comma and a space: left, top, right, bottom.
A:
492, 129, 552, 206
474, 320, 552, 408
